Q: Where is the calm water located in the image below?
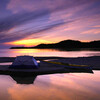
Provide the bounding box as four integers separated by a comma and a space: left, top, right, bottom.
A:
0, 49, 100, 57
0, 71, 100, 100
0, 49, 100, 100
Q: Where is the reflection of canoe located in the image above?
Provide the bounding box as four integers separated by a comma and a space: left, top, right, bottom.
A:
0, 61, 93, 76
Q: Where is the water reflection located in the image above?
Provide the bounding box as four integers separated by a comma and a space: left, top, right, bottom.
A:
0, 62, 12, 65
0, 49, 100, 57
0, 71, 100, 100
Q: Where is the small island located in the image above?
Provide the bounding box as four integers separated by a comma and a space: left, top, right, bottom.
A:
10, 39, 100, 49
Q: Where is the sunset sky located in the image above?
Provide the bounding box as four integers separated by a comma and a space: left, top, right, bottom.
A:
0, 0, 100, 48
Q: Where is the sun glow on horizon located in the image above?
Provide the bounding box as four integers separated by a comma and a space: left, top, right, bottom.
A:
5, 39, 54, 47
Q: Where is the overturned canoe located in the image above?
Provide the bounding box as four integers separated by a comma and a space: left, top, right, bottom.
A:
0, 61, 93, 76
0, 56, 93, 76
9, 56, 39, 69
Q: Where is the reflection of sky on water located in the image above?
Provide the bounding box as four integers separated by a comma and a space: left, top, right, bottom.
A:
0, 71, 100, 100
0, 62, 12, 65
0, 49, 100, 57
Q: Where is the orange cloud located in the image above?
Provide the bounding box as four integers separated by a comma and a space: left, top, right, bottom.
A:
93, 25, 100, 28
81, 29, 100, 34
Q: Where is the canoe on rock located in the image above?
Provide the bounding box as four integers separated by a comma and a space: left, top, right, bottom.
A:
0, 56, 93, 76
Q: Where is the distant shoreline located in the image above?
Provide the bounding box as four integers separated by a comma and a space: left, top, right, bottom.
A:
10, 39, 100, 49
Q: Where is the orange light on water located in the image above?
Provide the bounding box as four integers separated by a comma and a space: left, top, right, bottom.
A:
12, 49, 55, 54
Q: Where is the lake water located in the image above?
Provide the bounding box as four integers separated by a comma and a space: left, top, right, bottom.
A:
0, 71, 100, 100
0, 48, 100, 57
0, 49, 100, 100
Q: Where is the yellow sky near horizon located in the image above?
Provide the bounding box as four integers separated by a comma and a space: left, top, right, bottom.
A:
4, 38, 92, 47
5, 39, 55, 47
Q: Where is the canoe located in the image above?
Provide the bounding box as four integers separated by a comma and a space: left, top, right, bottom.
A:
0, 61, 93, 76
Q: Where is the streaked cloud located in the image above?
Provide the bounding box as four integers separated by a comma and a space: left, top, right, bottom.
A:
0, 0, 100, 48
93, 25, 100, 28
82, 29, 100, 34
